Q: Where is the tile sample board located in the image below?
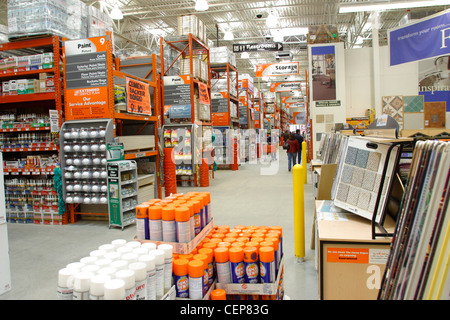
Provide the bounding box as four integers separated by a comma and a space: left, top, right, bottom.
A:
403, 95, 424, 113
332, 136, 400, 224
382, 96, 404, 130
424, 101, 446, 128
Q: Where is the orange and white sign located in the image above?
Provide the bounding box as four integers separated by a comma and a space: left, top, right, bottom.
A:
256, 62, 300, 77
65, 87, 109, 120
270, 81, 302, 92
327, 248, 370, 264
198, 82, 210, 105
126, 77, 152, 115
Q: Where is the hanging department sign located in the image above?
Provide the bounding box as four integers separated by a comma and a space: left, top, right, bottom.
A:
126, 77, 152, 115
270, 82, 303, 92
255, 62, 300, 77
64, 36, 110, 120
389, 9, 450, 66
233, 42, 283, 53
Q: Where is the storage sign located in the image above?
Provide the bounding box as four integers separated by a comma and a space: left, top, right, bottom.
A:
255, 62, 300, 77
233, 42, 283, 53
126, 77, 152, 115
389, 9, 450, 66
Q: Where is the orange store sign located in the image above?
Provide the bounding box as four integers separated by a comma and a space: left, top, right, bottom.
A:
327, 248, 370, 264
126, 77, 152, 115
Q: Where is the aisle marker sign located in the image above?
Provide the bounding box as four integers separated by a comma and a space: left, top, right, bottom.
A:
255, 62, 300, 77
64, 36, 110, 120
233, 42, 283, 53
126, 77, 152, 115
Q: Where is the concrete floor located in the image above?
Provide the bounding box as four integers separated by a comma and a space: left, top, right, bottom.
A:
0, 148, 319, 300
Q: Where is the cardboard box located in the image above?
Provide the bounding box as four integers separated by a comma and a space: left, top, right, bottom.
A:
2, 81, 9, 94
215, 257, 284, 297
17, 79, 28, 94
138, 218, 214, 254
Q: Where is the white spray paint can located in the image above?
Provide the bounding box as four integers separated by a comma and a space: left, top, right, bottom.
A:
138, 254, 156, 300
104, 279, 126, 300
158, 244, 173, 293
89, 274, 111, 300
72, 271, 94, 300
115, 269, 136, 300
149, 249, 165, 299
57, 268, 77, 300
129, 262, 147, 300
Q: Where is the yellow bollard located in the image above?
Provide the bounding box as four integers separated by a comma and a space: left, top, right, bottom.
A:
293, 164, 305, 261
302, 141, 307, 184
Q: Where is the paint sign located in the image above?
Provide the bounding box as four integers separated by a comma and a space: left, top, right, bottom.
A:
255, 62, 300, 77
64, 36, 110, 120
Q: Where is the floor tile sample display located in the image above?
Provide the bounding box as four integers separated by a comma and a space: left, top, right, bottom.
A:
424, 101, 446, 128
332, 136, 400, 224
404, 113, 425, 130
382, 96, 404, 130
403, 95, 424, 113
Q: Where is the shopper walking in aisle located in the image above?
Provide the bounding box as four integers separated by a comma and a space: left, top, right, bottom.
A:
295, 129, 304, 164
287, 133, 300, 171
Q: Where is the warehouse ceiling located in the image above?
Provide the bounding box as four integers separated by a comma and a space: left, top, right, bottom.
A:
2, 1, 450, 90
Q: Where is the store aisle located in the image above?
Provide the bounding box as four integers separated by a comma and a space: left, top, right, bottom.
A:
1, 148, 319, 300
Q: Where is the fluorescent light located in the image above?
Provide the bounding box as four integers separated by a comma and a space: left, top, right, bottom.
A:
195, 0, 209, 11
339, 0, 449, 13
224, 31, 234, 41
241, 52, 250, 59
110, 6, 123, 20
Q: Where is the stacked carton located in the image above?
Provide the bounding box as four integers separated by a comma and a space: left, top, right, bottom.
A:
210, 47, 236, 67
177, 14, 207, 43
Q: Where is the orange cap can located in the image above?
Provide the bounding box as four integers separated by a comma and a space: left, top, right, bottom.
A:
173, 258, 189, 276
188, 259, 204, 278
259, 246, 274, 263
243, 246, 258, 263
198, 248, 213, 263
229, 247, 244, 263
210, 289, 226, 300
214, 247, 229, 263
148, 206, 162, 220
135, 204, 148, 218
175, 206, 190, 222
162, 206, 175, 221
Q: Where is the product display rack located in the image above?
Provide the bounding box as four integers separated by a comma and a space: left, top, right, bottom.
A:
62, 34, 162, 223
159, 34, 214, 187
0, 35, 66, 225
107, 160, 138, 230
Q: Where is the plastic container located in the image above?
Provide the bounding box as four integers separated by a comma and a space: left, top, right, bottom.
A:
214, 247, 232, 284
188, 259, 204, 300
173, 258, 189, 298
161, 206, 176, 242
229, 247, 245, 284
175, 206, 191, 243
148, 206, 163, 241
136, 204, 150, 240
259, 246, 275, 283
243, 246, 259, 284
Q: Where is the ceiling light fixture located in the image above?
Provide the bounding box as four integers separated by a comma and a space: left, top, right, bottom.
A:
339, 0, 449, 13
241, 52, 250, 59
224, 31, 234, 41
195, 0, 209, 11
109, 5, 123, 20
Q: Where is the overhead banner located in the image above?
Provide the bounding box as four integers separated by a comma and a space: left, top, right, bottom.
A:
389, 9, 450, 66
64, 36, 110, 120
126, 77, 152, 115
255, 62, 300, 77
270, 82, 303, 92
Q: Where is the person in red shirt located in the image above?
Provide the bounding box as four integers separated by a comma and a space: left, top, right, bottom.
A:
287, 133, 300, 171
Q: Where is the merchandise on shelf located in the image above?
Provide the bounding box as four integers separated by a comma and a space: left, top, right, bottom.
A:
210, 46, 236, 67
7, 0, 112, 40
177, 14, 207, 43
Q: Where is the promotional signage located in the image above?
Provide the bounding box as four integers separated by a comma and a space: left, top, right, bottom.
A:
270, 82, 303, 92
64, 36, 110, 120
389, 9, 450, 66
211, 92, 229, 126
282, 96, 304, 104
163, 75, 192, 119
255, 62, 300, 77
126, 77, 152, 115
233, 42, 283, 53
198, 82, 210, 105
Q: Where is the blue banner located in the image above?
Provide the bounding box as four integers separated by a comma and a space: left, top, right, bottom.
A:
389, 9, 450, 66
